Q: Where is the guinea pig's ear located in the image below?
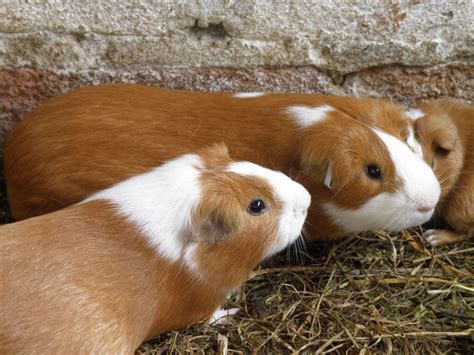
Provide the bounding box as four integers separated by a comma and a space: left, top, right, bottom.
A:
323, 163, 333, 189
193, 202, 242, 243
432, 125, 457, 156
415, 113, 458, 157
300, 149, 335, 189
198, 143, 232, 168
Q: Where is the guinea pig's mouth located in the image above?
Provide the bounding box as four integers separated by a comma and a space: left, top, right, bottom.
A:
414, 207, 436, 222
263, 215, 307, 260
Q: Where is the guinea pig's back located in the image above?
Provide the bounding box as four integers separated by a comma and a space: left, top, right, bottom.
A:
4, 86, 206, 218
4, 85, 299, 219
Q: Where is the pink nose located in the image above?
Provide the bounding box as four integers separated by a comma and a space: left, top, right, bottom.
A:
417, 205, 434, 213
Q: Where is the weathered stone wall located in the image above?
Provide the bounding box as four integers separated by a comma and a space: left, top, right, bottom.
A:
1, 0, 473, 149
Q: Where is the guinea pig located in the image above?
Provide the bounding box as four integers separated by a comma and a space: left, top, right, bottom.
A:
0, 144, 311, 353
409, 98, 473, 246
4, 85, 440, 240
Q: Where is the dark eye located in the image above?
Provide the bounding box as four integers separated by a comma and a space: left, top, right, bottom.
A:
434, 146, 450, 157
365, 164, 383, 180
247, 198, 266, 215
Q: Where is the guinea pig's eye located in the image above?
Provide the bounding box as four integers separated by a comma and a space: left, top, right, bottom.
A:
247, 198, 266, 215
365, 164, 383, 180
434, 146, 451, 157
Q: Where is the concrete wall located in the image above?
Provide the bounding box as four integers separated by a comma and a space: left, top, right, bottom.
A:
1, 0, 473, 146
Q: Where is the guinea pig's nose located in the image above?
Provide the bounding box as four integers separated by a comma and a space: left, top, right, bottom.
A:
415, 193, 438, 214
417, 205, 435, 213
293, 206, 308, 216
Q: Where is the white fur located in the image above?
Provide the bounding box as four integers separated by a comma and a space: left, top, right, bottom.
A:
325, 192, 436, 233
324, 164, 333, 189
405, 108, 425, 122
286, 105, 333, 128
324, 129, 440, 233
406, 125, 424, 158
209, 307, 240, 325
227, 162, 311, 258
425, 229, 440, 246
182, 243, 199, 274
86, 154, 203, 261
373, 128, 440, 209
233, 92, 265, 98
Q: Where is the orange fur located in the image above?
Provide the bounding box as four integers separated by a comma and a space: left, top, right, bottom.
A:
5, 85, 409, 240
0, 146, 287, 353
415, 98, 474, 245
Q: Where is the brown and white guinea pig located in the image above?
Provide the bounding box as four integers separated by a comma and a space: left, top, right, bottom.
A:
0, 144, 310, 353
408, 98, 473, 246
4, 85, 440, 240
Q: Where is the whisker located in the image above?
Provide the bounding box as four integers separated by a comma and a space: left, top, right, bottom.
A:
437, 173, 459, 186
380, 208, 405, 232
303, 219, 326, 236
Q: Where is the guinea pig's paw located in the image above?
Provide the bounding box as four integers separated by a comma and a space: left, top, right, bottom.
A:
424, 229, 467, 246
208, 307, 240, 325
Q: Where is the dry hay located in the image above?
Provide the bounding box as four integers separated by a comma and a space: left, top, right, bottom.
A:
137, 231, 473, 354
1, 176, 472, 354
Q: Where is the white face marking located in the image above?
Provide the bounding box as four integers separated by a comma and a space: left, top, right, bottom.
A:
227, 162, 311, 259
325, 192, 436, 233
405, 108, 425, 122
372, 128, 440, 210
324, 129, 440, 233
406, 124, 424, 158
233, 92, 266, 98
286, 105, 333, 128
86, 154, 203, 262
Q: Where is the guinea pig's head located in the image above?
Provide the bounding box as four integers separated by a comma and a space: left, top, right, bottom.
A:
287, 104, 441, 234
410, 99, 463, 200
190, 144, 311, 261
89, 143, 309, 269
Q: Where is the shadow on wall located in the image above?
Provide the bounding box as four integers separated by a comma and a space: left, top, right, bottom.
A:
0, 170, 12, 224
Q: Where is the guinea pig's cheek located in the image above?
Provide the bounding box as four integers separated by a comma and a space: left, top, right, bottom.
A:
262, 222, 289, 259
323, 190, 430, 234
263, 210, 303, 259
323, 195, 392, 233
329, 183, 380, 210
182, 244, 204, 278
435, 168, 452, 198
